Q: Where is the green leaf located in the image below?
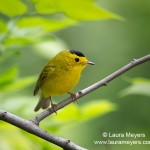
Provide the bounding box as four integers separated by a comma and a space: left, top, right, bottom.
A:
35, 0, 61, 14
1, 75, 37, 92
3, 37, 35, 46
0, 122, 40, 150
0, 96, 36, 117
0, 67, 18, 89
60, 0, 122, 21
35, 0, 122, 21
80, 100, 118, 121
0, 67, 36, 93
0, 19, 7, 32
17, 17, 76, 32
52, 100, 117, 123
120, 78, 150, 97
0, 0, 27, 17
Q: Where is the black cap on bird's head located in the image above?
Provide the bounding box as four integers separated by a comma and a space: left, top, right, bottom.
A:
70, 49, 85, 57
69, 49, 95, 65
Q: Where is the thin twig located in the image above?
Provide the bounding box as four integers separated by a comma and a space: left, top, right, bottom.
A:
0, 109, 87, 150
31, 54, 150, 124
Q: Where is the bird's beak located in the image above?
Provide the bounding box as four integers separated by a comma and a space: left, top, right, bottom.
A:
86, 61, 95, 65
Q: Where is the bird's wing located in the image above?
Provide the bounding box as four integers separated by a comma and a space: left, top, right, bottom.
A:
33, 63, 55, 96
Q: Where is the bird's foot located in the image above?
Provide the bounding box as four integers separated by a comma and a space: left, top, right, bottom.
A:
50, 100, 57, 114
68, 92, 77, 103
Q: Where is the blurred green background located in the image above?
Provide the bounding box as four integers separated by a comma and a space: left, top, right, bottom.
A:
0, 0, 150, 150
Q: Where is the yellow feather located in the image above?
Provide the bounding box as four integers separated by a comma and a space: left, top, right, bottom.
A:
34, 50, 94, 111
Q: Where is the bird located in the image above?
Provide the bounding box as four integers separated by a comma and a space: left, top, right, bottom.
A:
33, 50, 95, 112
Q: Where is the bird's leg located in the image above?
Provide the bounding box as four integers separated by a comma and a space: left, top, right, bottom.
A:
50, 97, 57, 114
68, 92, 77, 103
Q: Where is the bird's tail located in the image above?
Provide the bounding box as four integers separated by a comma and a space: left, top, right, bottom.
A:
34, 95, 51, 112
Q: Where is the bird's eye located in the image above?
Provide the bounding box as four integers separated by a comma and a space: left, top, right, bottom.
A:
75, 58, 79, 62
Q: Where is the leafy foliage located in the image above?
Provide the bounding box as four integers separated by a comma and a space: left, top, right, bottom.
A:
0, 67, 36, 94
0, 0, 27, 17
0, 0, 120, 53
0, 122, 43, 150
120, 78, 150, 97
17, 17, 76, 32
51, 100, 117, 123
35, 0, 121, 20
0, 19, 7, 32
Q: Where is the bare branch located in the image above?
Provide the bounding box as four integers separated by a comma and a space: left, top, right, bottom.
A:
0, 109, 87, 150
31, 54, 150, 124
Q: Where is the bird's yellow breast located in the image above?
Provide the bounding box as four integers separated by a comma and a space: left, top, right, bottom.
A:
41, 66, 82, 98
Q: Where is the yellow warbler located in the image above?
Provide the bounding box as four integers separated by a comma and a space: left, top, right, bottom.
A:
33, 50, 94, 111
